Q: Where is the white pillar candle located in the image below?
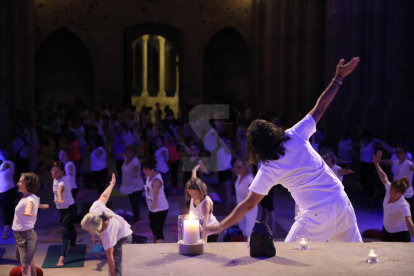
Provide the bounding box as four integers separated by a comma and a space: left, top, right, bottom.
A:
183, 212, 200, 244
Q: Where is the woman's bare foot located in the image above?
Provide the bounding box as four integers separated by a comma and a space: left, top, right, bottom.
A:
68, 246, 77, 252
57, 256, 65, 267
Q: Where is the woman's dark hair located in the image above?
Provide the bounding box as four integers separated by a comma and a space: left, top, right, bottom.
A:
91, 134, 105, 150
53, 161, 65, 171
392, 177, 409, 194
246, 119, 290, 165
124, 144, 135, 155
60, 147, 71, 155
156, 135, 165, 145
396, 143, 409, 153
65, 131, 77, 144
21, 172, 41, 194
142, 157, 157, 170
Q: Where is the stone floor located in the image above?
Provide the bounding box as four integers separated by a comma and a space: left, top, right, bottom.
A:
0, 146, 385, 275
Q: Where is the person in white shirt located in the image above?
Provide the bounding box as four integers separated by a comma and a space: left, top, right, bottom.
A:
234, 159, 257, 239
154, 135, 170, 189
59, 148, 78, 202
51, 161, 77, 267
142, 158, 169, 243
185, 165, 219, 242
91, 135, 109, 193
81, 173, 133, 276
0, 156, 17, 240
119, 144, 144, 234
13, 172, 48, 276
338, 130, 354, 161
377, 145, 414, 221
320, 148, 355, 183
208, 57, 363, 243
373, 151, 414, 242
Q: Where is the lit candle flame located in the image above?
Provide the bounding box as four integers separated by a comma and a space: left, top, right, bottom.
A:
189, 211, 194, 220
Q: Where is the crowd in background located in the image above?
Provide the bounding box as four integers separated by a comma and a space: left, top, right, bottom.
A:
1, 98, 413, 242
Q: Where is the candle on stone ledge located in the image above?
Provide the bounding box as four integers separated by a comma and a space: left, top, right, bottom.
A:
299, 238, 307, 248
367, 249, 378, 263
183, 211, 200, 244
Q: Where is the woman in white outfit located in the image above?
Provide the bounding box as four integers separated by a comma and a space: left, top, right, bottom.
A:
119, 144, 145, 233
142, 158, 169, 243
185, 165, 220, 242
81, 173, 133, 276
234, 159, 257, 239
51, 161, 76, 267
208, 57, 363, 243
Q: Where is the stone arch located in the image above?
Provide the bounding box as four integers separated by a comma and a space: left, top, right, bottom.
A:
35, 28, 94, 110
203, 27, 251, 108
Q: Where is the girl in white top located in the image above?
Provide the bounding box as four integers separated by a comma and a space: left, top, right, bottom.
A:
142, 158, 169, 243
185, 165, 220, 242
319, 148, 354, 183
373, 151, 414, 242
119, 144, 144, 233
0, 159, 17, 239
13, 172, 48, 276
154, 135, 170, 187
91, 135, 108, 194
81, 174, 132, 276
51, 161, 77, 267
234, 159, 257, 238
379, 144, 414, 200
59, 148, 78, 200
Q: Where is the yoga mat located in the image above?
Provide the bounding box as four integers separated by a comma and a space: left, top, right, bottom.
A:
0, 247, 5, 261
41, 244, 87, 268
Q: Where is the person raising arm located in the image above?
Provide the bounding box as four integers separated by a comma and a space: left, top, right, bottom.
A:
208, 57, 361, 242
373, 151, 414, 241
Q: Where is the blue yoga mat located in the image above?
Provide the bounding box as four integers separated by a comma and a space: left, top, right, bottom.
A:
42, 244, 87, 268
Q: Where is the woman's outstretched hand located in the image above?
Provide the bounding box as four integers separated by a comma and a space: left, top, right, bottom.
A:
336, 57, 360, 78
373, 150, 383, 165
109, 173, 116, 186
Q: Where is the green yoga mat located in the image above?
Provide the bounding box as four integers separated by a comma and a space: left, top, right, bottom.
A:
42, 244, 87, 268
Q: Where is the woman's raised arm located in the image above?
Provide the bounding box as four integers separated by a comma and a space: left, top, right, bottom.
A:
98, 173, 116, 205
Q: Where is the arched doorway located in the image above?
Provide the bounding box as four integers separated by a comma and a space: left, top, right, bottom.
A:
124, 23, 182, 117
203, 27, 251, 108
35, 28, 94, 109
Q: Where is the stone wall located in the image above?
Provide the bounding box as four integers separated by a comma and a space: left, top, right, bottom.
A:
33, 0, 257, 109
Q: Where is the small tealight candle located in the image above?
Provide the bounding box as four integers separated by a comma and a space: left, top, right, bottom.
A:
366, 249, 380, 263
300, 238, 307, 247
296, 235, 310, 250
